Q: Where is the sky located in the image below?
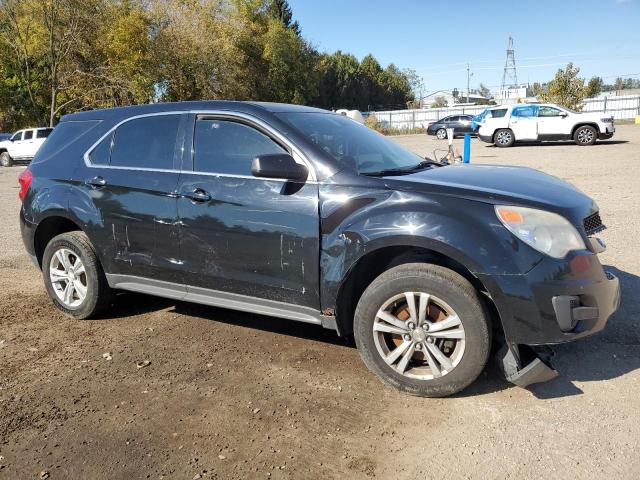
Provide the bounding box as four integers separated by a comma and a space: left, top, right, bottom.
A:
288, 0, 640, 96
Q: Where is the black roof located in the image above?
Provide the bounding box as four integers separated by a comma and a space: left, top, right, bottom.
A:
62, 101, 328, 122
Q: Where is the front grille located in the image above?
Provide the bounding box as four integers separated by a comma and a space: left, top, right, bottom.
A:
583, 212, 606, 235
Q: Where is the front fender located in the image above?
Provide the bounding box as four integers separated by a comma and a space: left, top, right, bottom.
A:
319, 185, 543, 312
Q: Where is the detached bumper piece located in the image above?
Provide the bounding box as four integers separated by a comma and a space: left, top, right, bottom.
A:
500, 343, 558, 388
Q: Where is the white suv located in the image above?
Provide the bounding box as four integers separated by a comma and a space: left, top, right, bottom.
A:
0, 127, 53, 166
476, 104, 615, 147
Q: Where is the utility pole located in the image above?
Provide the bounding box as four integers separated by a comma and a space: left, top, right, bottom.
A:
466, 63, 473, 103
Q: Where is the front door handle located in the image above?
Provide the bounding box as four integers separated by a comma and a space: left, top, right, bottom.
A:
86, 176, 106, 188
184, 189, 211, 203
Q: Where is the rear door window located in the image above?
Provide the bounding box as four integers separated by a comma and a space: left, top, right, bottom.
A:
23, 130, 33, 140
193, 118, 286, 176
36, 128, 53, 138
109, 115, 181, 170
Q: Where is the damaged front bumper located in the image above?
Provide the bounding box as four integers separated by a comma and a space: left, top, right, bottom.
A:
499, 344, 558, 388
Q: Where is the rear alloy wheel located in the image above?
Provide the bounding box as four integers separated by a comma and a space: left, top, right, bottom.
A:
436, 128, 447, 140
574, 125, 597, 146
354, 263, 491, 397
494, 128, 514, 147
42, 231, 111, 319
0, 152, 13, 167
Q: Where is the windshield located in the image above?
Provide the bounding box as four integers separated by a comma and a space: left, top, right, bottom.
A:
276, 112, 424, 175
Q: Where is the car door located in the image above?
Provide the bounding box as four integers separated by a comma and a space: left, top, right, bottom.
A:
20, 129, 36, 158
82, 113, 187, 284
176, 114, 320, 309
458, 115, 474, 133
8, 130, 24, 157
537, 106, 570, 138
509, 105, 539, 140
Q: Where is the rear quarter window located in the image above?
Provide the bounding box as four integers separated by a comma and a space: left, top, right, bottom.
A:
489, 109, 508, 118
31, 121, 101, 164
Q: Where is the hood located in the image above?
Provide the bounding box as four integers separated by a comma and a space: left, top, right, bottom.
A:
383, 164, 597, 220
575, 111, 610, 121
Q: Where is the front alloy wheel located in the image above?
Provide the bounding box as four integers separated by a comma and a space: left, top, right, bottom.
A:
354, 263, 491, 397
436, 128, 447, 140
575, 125, 596, 146
373, 292, 465, 379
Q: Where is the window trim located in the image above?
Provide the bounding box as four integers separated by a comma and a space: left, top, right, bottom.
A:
83, 110, 317, 181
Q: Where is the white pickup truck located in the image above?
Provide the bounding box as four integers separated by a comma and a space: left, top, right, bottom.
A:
476, 103, 615, 147
0, 127, 53, 166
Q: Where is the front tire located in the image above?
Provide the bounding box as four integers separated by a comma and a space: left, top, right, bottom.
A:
0, 152, 13, 167
42, 231, 112, 319
354, 263, 491, 397
494, 128, 514, 147
574, 125, 597, 146
436, 128, 447, 140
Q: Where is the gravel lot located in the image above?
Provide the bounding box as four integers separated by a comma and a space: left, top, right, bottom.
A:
1, 126, 639, 479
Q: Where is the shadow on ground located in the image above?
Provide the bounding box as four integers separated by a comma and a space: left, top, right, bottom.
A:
90, 265, 639, 399
483, 140, 629, 148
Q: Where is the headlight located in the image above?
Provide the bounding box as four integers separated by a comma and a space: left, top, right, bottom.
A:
495, 205, 586, 258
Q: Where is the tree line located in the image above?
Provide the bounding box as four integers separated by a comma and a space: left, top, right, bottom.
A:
0, 0, 417, 131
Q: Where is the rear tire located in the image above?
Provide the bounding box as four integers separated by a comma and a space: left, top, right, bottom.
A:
494, 129, 514, 147
42, 231, 112, 319
0, 152, 13, 167
353, 263, 491, 397
436, 128, 447, 140
574, 125, 597, 146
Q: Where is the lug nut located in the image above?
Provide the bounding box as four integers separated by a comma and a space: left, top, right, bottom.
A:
403, 334, 411, 341
415, 344, 422, 351
427, 337, 434, 344
408, 322, 415, 329
422, 323, 429, 331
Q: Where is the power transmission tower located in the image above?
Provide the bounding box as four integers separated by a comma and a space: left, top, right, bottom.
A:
501, 35, 518, 90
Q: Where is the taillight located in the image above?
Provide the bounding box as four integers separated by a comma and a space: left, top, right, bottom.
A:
18, 169, 32, 201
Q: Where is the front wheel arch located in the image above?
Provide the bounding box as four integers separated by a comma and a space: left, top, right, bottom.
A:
334, 244, 499, 339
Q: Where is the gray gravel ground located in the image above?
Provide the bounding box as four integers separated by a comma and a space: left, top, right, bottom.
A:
0, 126, 638, 479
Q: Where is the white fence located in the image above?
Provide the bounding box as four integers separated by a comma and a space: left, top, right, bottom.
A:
369, 95, 640, 130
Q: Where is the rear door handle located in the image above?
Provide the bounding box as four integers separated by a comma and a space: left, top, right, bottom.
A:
184, 189, 211, 203
86, 176, 106, 188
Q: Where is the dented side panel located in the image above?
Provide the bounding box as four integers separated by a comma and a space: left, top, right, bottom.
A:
318, 179, 545, 313
175, 175, 321, 309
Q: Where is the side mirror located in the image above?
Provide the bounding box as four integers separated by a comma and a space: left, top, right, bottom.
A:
560, 112, 568, 118
251, 153, 308, 181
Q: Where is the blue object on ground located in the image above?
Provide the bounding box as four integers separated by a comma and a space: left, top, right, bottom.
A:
463, 133, 471, 163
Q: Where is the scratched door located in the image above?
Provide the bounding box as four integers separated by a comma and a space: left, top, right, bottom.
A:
176, 116, 320, 308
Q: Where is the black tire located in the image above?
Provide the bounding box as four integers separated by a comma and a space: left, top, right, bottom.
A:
0, 151, 13, 167
436, 128, 447, 140
42, 231, 112, 319
493, 128, 514, 147
354, 263, 491, 397
573, 125, 597, 146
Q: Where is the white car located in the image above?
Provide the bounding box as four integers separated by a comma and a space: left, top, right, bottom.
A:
0, 127, 53, 166
476, 104, 615, 147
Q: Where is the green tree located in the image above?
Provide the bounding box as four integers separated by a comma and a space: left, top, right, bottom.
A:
537, 63, 586, 110
430, 96, 447, 108
585, 76, 603, 98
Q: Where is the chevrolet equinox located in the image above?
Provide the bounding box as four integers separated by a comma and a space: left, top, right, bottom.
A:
19, 102, 620, 397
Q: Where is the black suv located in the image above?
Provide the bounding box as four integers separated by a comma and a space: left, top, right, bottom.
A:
19, 101, 620, 397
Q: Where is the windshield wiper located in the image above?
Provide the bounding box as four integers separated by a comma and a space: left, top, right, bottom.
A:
361, 159, 441, 177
